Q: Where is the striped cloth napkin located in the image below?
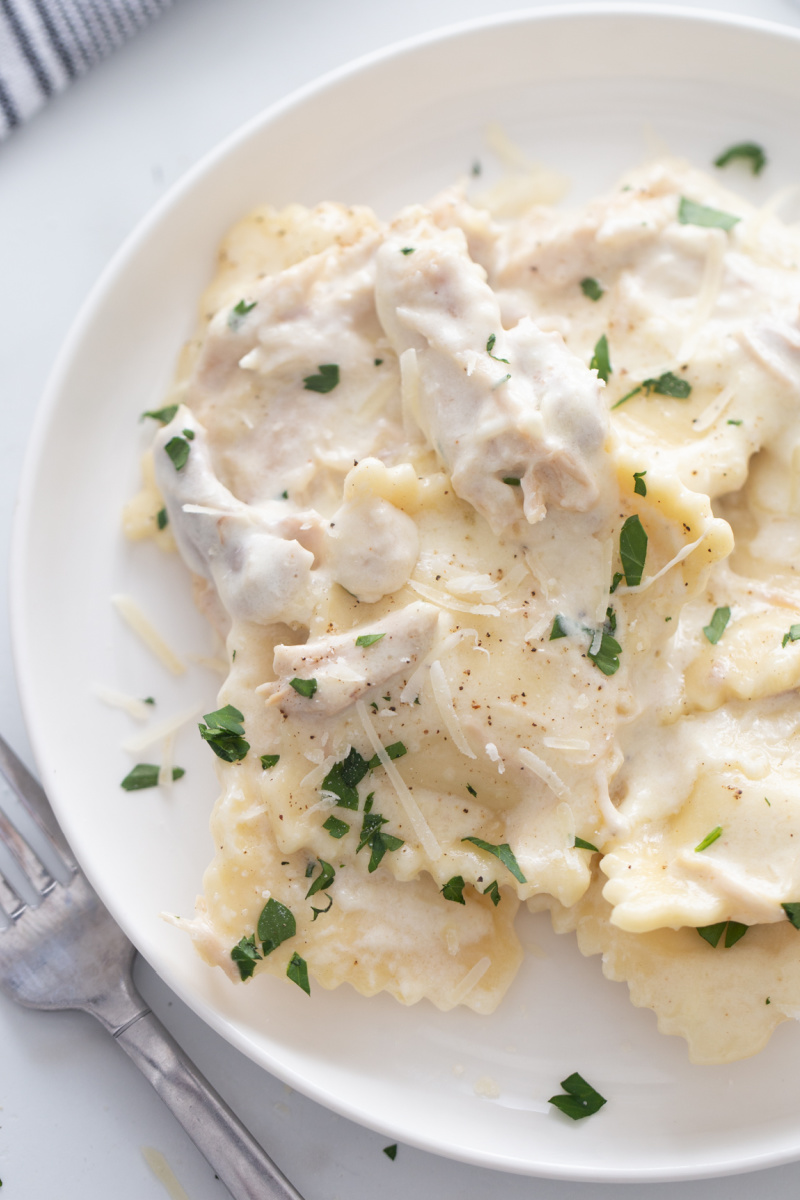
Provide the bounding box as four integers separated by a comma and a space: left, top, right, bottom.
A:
0, 0, 173, 139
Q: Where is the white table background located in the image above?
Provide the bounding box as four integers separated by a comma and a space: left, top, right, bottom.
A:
3, 0, 800, 1196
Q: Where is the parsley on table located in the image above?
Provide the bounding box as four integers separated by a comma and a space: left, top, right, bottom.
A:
441, 875, 466, 904
164, 436, 190, 470
619, 514, 647, 588
198, 704, 249, 762
321, 747, 370, 810
548, 1072, 607, 1120
678, 196, 740, 231
231, 934, 261, 981
714, 141, 766, 175
590, 334, 611, 383
286, 952, 310, 995
323, 815, 350, 839
703, 606, 731, 644
120, 763, 185, 791
141, 404, 178, 424
303, 364, 340, 393
289, 677, 317, 698
383, 1145, 398, 1161
355, 632, 386, 648
228, 299, 256, 330
257, 898, 296, 955
580, 277, 604, 301
695, 826, 722, 852
462, 836, 526, 883
305, 858, 335, 899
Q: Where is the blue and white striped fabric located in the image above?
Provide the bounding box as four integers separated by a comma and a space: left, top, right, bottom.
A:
0, 0, 173, 139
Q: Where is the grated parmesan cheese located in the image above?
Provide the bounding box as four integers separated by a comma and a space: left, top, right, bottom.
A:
450, 955, 492, 1005
122, 704, 202, 754
616, 535, 705, 596
92, 683, 153, 722
518, 747, 568, 798
429, 660, 476, 759
111, 594, 186, 675
408, 578, 500, 617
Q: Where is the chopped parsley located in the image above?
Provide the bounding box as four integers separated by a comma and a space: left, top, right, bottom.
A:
695, 826, 723, 852
400, 247, 415, 255
703, 606, 731, 644
462, 836, 526, 884
619, 514, 647, 588
286, 952, 310, 995
260, 754, 280, 770
367, 741, 407, 769
633, 471, 647, 497
472, 160, 482, 176
120, 763, 185, 791
321, 747, 369, 809
198, 704, 249, 762
714, 141, 766, 175
587, 630, 621, 676
782, 624, 800, 648
590, 334, 611, 383
643, 371, 692, 399
678, 196, 740, 231
374, 358, 384, 366
441, 875, 466, 904
143, 697, 155, 705
574, 837, 599, 852
611, 385, 642, 410
725, 921, 748, 948
311, 894, 333, 920
164, 435, 190, 471
610, 572, 623, 594
697, 921, 748, 948
141, 404, 178, 424
357, 807, 404, 872
580, 277, 604, 302
483, 880, 501, 906
492, 373, 511, 390
289, 677, 317, 698
303, 364, 340, 393
355, 632, 386, 648
257, 898, 296, 955
156, 507, 168, 530
231, 934, 261, 981
466, 783, 477, 797
727, 418, 743, 426
549, 615, 568, 640
383, 1144, 398, 1161
486, 333, 509, 363
696, 922, 725, 948
182, 428, 195, 440
548, 1072, 607, 1121
228, 299, 256, 330
323, 815, 350, 839
503, 476, 521, 486
305, 857, 335, 899
782, 902, 800, 929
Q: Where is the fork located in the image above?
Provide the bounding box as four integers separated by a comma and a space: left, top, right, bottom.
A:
0, 732, 305, 1200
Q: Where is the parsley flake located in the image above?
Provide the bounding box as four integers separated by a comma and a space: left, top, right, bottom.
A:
549, 615, 568, 640
725, 921, 748, 948
286, 952, 310, 995
483, 880, 501, 906
305, 857, 335, 899
198, 704, 249, 762
714, 141, 766, 175
141, 404, 178, 424
228, 299, 256, 330
257, 898, 296, 955
311, 894, 333, 920
548, 1072, 607, 1121
782, 902, 800, 930
260, 754, 280, 770
462, 836, 526, 883
165, 436, 190, 471
400, 247, 415, 255
574, 837, 599, 852
633, 470, 647, 496
590, 334, 611, 383
486, 333, 509, 363
611, 385, 642, 410
357, 808, 404, 871
619, 514, 648, 587
503, 476, 521, 486
696, 922, 726, 948
156, 506, 168, 530
695, 826, 723, 852
120, 763, 185, 791
321, 747, 369, 810
697, 921, 748, 948
441, 875, 466, 904
231, 934, 261, 981
727, 418, 743, 426
580, 277, 604, 302
678, 196, 740, 231
610, 572, 623, 594
355, 632, 386, 648
466, 783, 477, 797
323, 815, 350, 839
643, 371, 692, 399
383, 1144, 398, 1161
703, 606, 731, 644
289, 677, 317, 698
782, 624, 800, 648
588, 631, 621, 677
374, 358, 384, 366
303, 364, 340, 393
367, 741, 407, 769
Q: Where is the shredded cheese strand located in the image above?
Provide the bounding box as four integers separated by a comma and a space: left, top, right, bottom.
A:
408, 579, 500, 616
112, 594, 186, 675
356, 700, 442, 861
429, 660, 476, 759
122, 704, 202, 753
450, 955, 492, 1005
92, 683, 152, 722
518, 747, 568, 798
616, 535, 705, 595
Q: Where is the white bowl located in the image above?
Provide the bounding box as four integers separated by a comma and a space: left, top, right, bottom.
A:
15, 5, 800, 1181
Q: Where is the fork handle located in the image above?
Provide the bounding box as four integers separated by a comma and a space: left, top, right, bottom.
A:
114, 1010, 305, 1200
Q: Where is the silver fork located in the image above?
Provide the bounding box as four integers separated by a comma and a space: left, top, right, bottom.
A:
0, 732, 305, 1200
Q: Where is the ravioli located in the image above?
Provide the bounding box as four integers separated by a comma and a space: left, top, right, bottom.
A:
128, 155, 800, 1054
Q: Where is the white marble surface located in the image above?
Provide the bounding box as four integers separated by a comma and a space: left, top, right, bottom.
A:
3, 1, 800, 1196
